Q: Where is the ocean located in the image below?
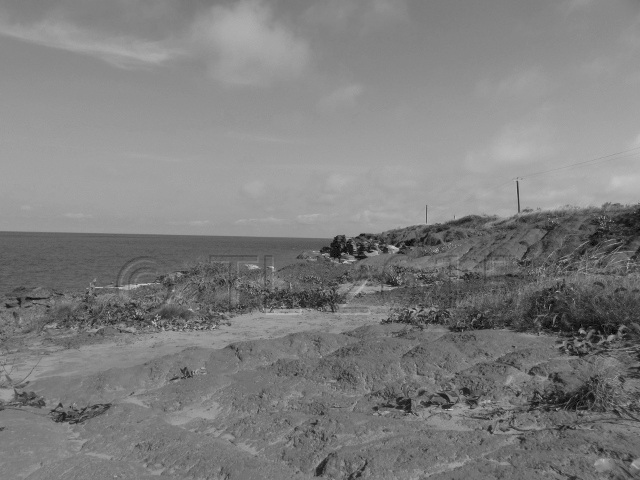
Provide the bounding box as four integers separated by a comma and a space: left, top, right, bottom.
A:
0, 232, 329, 295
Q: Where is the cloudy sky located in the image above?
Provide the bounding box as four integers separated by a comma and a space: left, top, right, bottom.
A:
1, 0, 639, 237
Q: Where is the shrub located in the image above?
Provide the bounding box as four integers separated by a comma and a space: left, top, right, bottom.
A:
48, 303, 82, 326
519, 279, 640, 333
531, 356, 638, 416
154, 304, 193, 320
262, 286, 345, 312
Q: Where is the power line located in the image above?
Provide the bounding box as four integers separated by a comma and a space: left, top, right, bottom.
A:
519, 145, 640, 180
444, 145, 640, 216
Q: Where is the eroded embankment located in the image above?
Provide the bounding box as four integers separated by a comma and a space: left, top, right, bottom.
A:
358, 207, 640, 273
9, 323, 640, 480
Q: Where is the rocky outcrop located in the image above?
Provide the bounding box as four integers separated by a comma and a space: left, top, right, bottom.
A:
3, 287, 60, 309
323, 206, 640, 271
327, 235, 397, 260
297, 250, 321, 260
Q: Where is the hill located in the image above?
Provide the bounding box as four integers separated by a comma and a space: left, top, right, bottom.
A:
333, 204, 640, 274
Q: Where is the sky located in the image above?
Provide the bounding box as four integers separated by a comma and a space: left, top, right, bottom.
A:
1, 0, 639, 238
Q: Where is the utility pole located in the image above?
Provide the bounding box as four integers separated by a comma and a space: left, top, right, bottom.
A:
425, 204, 428, 224
515, 178, 521, 213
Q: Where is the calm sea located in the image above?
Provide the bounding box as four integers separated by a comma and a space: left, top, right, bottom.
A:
0, 232, 329, 295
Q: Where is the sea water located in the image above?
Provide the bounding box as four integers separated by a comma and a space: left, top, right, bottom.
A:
0, 232, 328, 295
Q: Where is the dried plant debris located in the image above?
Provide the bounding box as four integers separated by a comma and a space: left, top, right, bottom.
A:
528, 371, 640, 420
149, 315, 228, 332
1, 357, 41, 389
382, 306, 451, 327
558, 325, 632, 356
450, 310, 494, 332
169, 366, 207, 382
49, 402, 111, 424
383, 305, 498, 331
373, 387, 482, 415
0, 389, 46, 409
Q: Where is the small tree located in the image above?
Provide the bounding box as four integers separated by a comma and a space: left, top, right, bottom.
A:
330, 235, 347, 258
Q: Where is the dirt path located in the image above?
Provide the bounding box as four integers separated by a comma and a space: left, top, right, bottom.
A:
6, 309, 388, 383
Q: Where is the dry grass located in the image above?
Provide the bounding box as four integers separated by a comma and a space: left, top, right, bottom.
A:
440, 237, 640, 334
530, 354, 640, 422
154, 304, 194, 320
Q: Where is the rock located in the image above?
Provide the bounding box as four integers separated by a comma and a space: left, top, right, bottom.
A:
4, 298, 19, 309
99, 326, 119, 336
397, 243, 412, 254
28, 287, 57, 299
296, 250, 320, 260
160, 271, 186, 284
346, 238, 357, 255
364, 251, 379, 257
11, 286, 56, 300
4, 286, 58, 309
0, 388, 15, 403
384, 245, 400, 254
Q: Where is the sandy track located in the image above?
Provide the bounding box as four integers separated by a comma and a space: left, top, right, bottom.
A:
4, 309, 388, 384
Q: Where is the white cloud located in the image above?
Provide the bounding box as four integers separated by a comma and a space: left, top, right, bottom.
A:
0, 0, 310, 86
476, 68, 551, 99
304, 0, 408, 31
191, 0, 310, 86
609, 174, 640, 194
312, 173, 357, 204
491, 123, 555, 163
303, 1, 358, 28
349, 209, 410, 225
235, 216, 288, 225
622, 13, 640, 51
188, 220, 210, 227
317, 84, 364, 113
0, 18, 180, 68
466, 120, 555, 172
371, 0, 408, 18
242, 180, 268, 199
630, 133, 640, 149
123, 152, 187, 163
64, 212, 92, 220
579, 57, 617, 79
226, 131, 303, 145
324, 173, 355, 193
295, 213, 336, 225
20, 205, 33, 211
561, 0, 595, 13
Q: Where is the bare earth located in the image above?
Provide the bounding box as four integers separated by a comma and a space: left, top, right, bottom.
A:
1, 307, 639, 479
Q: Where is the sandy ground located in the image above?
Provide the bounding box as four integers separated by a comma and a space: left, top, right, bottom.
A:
1, 306, 640, 480
6, 309, 388, 384
0, 309, 387, 479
